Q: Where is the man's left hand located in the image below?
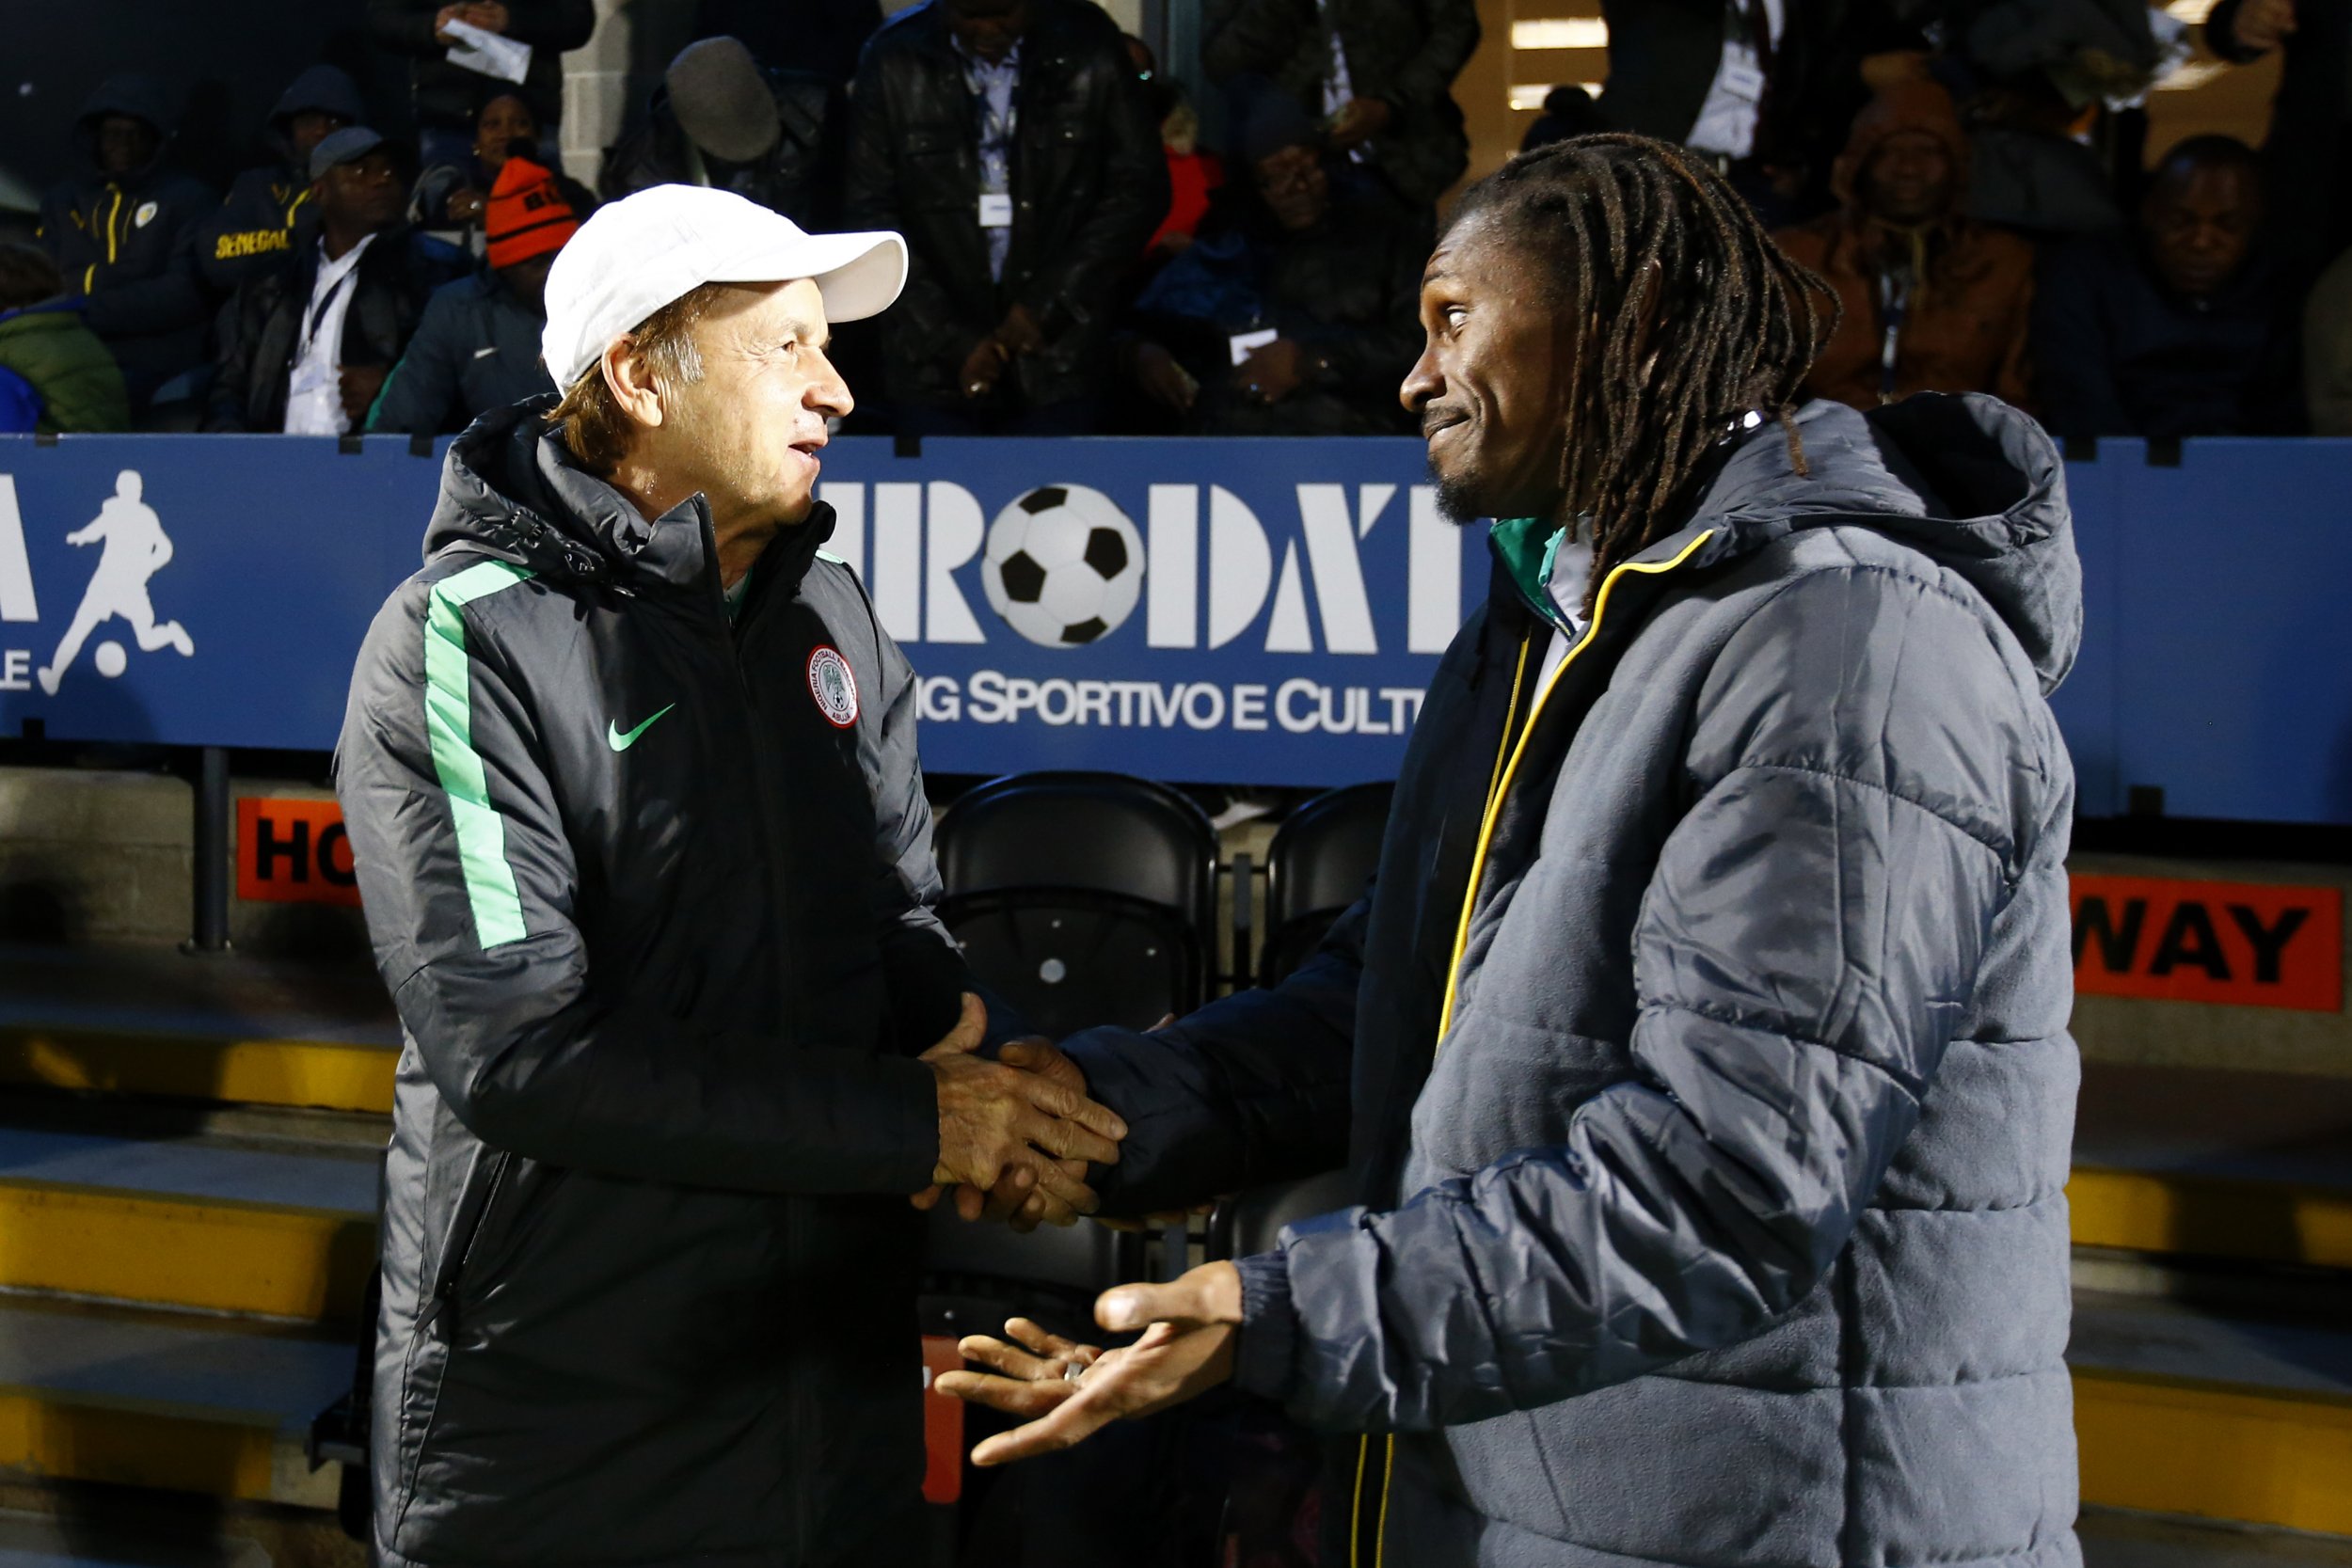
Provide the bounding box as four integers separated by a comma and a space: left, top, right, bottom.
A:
464, 1, 511, 33
936, 1261, 1243, 1465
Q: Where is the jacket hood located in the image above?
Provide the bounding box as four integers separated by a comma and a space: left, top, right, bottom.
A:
1830, 80, 1968, 218
76, 74, 177, 147
422, 399, 834, 596
269, 65, 366, 143
1670, 395, 2082, 691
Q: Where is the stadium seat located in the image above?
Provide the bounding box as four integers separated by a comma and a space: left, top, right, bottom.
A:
1209, 1167, 1358, 1261
1257, 781, 1392, 988
935, 771, 1219, 1037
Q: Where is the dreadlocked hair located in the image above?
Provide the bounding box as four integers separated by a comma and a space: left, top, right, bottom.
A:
1450, 134, 1839, 610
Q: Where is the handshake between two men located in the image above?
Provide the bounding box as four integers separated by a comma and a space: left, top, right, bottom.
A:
912, 992, 1248, 1470
914, 991, 1125, 1226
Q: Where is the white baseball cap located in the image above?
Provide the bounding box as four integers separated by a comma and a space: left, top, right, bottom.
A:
540, 183, 908, 390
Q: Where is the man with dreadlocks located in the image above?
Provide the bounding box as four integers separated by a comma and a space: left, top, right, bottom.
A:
937, 133, 2084, 1568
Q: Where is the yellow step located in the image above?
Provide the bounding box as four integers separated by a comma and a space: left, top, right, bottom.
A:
0, 1026, 394, 1116
2073, 1062, 2352, 1269
2070, 1165, 2352, 1269
2073, 1291, 2352, 1536
0, 1297, 346, 1508
0, 1127, 376, 1323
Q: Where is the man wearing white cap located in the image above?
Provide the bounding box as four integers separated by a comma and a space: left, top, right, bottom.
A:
335, 184, 1127, 1567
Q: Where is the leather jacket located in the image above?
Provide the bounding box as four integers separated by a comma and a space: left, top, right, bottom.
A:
844, 0, 1168, 414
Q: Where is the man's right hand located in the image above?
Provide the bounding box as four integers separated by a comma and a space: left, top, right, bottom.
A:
2228, 0, 2296, 53
923, 996, 1126, 1214
434, 3, 469, 42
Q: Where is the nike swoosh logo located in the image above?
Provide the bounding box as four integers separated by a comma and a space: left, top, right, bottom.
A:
472, 346, 499, 359
606, 704, 675, 752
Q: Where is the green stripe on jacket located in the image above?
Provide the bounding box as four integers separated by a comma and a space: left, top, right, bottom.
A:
423, 559, 536, 949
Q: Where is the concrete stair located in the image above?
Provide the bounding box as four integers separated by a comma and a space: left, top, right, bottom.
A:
0, 1505, 275, 1567
2072, 1287, 2352, 1538
0, 943, 2336, 1560
0, 1121, 377, 1323
2073, 1063, 2352, 1270
0, 945, 390, 1561
2067, 1063, 2352, 1545
0, 945, 395, 1116
0, 1297, 353, 1510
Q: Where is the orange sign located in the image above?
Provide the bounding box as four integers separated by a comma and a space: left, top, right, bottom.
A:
2071, 874, 2341, 1012
236, 798, 362, 907
920, 1334, 964, 1504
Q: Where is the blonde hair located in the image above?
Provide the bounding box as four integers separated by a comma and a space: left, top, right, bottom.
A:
546, 282, 730, 475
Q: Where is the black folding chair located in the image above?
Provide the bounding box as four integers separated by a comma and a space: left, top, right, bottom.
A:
935, 771, 1219, 1037
1256, 781, 1392, 988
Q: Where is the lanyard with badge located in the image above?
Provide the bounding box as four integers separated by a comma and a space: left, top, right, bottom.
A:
291, 244, 368, 410
964, 55, 1018, 232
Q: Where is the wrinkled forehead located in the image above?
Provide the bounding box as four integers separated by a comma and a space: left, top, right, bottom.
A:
697, 277, 834, 342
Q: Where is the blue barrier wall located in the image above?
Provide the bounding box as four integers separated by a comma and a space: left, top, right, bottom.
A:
0, 433, 2346, 822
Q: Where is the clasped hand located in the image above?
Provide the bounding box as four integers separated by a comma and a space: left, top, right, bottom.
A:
917, 994, 1127, 1225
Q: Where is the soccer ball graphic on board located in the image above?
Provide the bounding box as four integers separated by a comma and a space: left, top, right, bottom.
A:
981, 484, 1145, 648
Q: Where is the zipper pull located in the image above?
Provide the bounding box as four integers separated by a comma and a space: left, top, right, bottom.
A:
418, 1283, 459, 1343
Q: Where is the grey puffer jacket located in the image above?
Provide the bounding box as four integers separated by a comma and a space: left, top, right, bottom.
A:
1067, 393, 2081, 1568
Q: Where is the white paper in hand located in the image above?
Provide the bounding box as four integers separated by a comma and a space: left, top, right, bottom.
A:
443, 18, 533, 86
1228, 327, 1279, 367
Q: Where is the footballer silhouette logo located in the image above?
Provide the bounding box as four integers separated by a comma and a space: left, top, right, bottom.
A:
980, 484, 1144, 648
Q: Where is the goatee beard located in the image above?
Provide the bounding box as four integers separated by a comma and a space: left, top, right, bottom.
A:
1431, 467, 1490, 529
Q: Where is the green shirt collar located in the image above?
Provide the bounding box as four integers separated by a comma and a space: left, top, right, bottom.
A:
1488, 516, 1572, 630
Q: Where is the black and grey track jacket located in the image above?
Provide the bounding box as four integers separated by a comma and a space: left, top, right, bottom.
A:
336, 398, 969, 1568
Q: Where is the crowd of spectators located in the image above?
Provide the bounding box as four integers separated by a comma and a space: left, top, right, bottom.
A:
4, 0, 2350, 440
1576, 0, 2347, 439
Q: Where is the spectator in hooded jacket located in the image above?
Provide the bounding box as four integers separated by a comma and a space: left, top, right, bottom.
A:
371, 155, 580, 435
198, 65, 366, 297
600, 37, 841, 227
0, 243, 129, 434
1120, 88, 1420, 436
1775, 81, 2035, 410
1204, 0, 1479, 226
844, 0, 1168, 435
36, 74, 216, 414
2034, 135, 2303, 438
366, 0, 596, 168
209, 129, 466, 433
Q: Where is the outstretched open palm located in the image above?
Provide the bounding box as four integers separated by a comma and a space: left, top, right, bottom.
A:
935, 1264, 1243, 1465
